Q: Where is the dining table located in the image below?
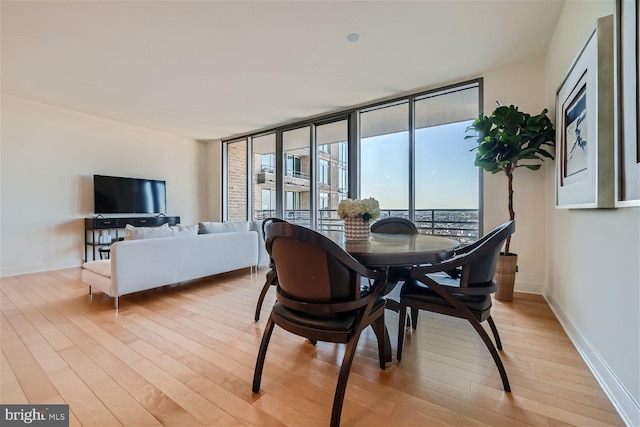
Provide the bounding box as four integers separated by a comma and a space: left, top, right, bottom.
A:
322, 230, 461, 312
322, 230, 461, 268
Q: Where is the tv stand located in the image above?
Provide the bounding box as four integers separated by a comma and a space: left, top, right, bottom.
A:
84, 215, 180, 262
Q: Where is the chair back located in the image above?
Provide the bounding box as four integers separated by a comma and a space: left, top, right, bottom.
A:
461, 221, 515, 286
265, 222, 385, 311
371, 217, 418, 234
262, 218, 287, 266
262, 217, 287, 237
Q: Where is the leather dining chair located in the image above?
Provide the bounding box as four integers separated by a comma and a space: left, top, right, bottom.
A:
254, 217, 287, 321
252, 222, 391, 427
397, 220, 515, 392
370, 217, 419, 306
370, 217, 419, 234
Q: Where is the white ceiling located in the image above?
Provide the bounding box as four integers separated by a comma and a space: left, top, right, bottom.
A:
1, 0, 565, 140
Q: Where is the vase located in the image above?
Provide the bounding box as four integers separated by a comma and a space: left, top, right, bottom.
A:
343, 217, 371, 241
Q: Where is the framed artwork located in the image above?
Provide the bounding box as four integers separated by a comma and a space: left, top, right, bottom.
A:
556, 15, 616, 209
615, 0, 640, 206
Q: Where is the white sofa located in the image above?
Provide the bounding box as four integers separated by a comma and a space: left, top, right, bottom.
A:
81, 221, 268, 309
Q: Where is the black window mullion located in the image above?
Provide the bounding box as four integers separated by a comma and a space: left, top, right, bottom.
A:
409, 97, 416, 222
275, 131, 284, 219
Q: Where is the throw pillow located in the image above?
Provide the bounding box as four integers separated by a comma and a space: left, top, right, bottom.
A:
125, 223, 198, 240
174, 224, 198, 236
198, 221, 251, 234
125, 223, 170, 240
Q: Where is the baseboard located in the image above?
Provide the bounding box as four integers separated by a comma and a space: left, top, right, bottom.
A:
0, 260, 82, 278
545, 292, 640, 427
514, 280, 544, 295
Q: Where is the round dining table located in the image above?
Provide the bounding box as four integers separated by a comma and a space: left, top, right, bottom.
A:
322, 231, 461, 268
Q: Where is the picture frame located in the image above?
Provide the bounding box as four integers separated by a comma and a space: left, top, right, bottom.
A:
615, 0, 640, 206
556, 15, 616, 209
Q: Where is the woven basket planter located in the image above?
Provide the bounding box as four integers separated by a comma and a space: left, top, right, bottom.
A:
495, 253, 517, 301
343, 217, 371, 241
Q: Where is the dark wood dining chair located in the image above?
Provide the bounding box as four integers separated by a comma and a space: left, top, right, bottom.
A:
254, 217, 287, 321
252, 222, 391, 427
397, 220, 515, 392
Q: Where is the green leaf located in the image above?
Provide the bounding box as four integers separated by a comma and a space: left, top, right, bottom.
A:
520, 164, 541, 170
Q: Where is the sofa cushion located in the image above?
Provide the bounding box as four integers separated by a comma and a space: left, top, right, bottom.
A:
198, 221, 251, 234
125, 223, 198, 240
82, 259, 111, 278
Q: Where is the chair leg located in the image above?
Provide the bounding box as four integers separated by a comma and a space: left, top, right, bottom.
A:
397, 301, 408, 361
417, 278, 511, 392
372, 314, 391, 367
330, 331, 362, 427
252, 316, 276, 392
487, 315, 502, 350
410, 307, 419, 331
254, 271, 276, 321
466, 315, 510, 392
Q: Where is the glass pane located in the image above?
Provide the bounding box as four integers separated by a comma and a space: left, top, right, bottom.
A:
252, 133, 276, 220
316, 119, 348, 232
414, 87, 479, 242
226, 139, 247, 221
283, 127, 311, 227
361, 102, 409, 219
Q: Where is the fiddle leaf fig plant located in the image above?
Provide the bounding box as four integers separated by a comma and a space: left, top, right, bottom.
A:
465, 104, 555, 254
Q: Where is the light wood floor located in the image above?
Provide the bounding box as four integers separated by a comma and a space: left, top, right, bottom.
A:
1, 268, 623, 426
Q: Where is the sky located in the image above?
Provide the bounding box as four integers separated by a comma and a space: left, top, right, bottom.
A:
360, 120, 479, 210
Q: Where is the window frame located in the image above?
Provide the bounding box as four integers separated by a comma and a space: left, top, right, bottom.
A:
222, 78, 483, 237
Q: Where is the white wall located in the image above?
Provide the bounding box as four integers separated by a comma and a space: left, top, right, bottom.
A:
1, 94, 202, 276
544, 1, 640, 425
482, 56, 550, 294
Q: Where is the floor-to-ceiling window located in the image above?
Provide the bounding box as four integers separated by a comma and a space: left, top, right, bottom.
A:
316, 118, 349, 231
222, 79, 481, 240
360, 102, 410, 218
414, 86, 480, 241
252, 133, 276, 220
283, 126, 311, 227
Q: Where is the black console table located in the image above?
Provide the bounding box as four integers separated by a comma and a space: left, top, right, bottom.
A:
84, 216, 180, 262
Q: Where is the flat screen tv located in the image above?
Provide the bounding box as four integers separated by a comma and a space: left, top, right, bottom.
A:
94, 175, 167, 214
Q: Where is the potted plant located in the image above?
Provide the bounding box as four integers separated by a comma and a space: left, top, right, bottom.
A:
465, 104, 555, 301
337, 197, 380, 241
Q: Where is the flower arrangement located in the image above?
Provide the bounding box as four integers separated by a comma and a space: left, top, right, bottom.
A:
337, 198, 380, 223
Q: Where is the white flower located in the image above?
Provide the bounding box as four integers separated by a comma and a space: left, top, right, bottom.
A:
337, 198, 380, 222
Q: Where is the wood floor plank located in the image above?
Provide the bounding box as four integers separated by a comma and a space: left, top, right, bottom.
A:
0, 268, 624, 426
0, 351, 28, 403
1, 312, 64, 403
2, 314, 121, 425
12, 275, 206, 426
57, 345, 162, 426
65, 316, 242, 425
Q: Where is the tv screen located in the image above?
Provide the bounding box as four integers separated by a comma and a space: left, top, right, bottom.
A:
94, 175, 167, 214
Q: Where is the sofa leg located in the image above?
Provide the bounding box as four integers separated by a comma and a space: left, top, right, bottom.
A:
89, 286, 92, 295
114, 297, 119, 310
